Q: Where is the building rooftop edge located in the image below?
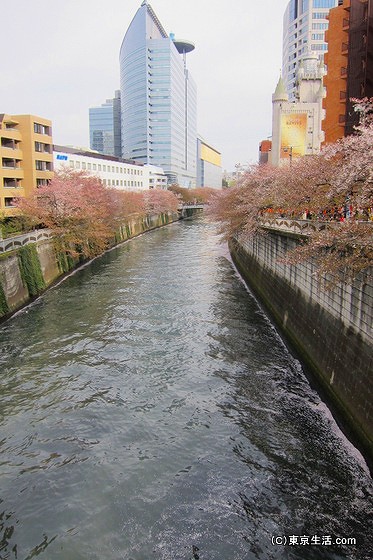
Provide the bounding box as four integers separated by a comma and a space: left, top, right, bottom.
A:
53, 145, 144, 166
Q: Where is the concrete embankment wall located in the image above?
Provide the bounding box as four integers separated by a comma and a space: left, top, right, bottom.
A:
0, 212, 178, 321
229, 231, 373, 462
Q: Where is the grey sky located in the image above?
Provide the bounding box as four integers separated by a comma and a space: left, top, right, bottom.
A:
1, 0, 289, 171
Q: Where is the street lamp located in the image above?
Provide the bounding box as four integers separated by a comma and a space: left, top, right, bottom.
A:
282, 146, 293, 167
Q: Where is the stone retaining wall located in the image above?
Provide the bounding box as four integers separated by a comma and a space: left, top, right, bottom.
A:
229, 231, 373, 463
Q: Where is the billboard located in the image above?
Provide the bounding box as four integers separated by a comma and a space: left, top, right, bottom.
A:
280, 112, 307, 160
200, 143, 221, 166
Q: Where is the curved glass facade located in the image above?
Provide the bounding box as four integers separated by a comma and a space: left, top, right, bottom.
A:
119, 2, 197, 187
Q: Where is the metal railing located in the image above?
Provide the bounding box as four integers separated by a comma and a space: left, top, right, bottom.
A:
0, 228, 52, 253
260, 217, 373, 236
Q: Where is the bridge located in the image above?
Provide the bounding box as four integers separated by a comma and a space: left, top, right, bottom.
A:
178, 203, 205, 218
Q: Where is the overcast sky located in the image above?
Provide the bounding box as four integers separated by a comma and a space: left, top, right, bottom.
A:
1, 0, 289, 171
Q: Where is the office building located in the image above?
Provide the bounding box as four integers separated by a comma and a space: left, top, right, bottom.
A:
119, 1, 197, 187
283, 0, 339, 100
196, 137, 222, 189
53, 145, 167, 191
0, 114, 53, 216
323, 0, 373, 143
270, 51, 325, 166
89, 91, 122, 157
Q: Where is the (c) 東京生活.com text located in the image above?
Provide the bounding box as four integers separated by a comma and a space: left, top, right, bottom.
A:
271, 535, 357, 547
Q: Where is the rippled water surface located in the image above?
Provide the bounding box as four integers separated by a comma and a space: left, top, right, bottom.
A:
0, 218, 372, 560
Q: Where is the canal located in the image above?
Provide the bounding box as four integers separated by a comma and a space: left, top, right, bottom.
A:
0, 218, 372, 560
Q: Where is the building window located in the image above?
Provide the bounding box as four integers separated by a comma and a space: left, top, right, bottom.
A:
98, 164, 102, 171
313, 0, 335, 7
4, 197, 17, 207
36, 178, 49, 187
3, 178, 20, 188
88, 163, 91, 170
93, 164, 97, 170
35, 160, 52, 171
82, 162, 86, 170
70, 161, 75, 168
103, 165, 106, 171
76, 162, 81, 169
34, 122, 50, 135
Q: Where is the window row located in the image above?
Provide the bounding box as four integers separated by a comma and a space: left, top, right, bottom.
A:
67, 160, 143, 175
102, 179, 144, 187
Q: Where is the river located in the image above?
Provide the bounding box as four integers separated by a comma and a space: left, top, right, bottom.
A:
0, 217, 372, 560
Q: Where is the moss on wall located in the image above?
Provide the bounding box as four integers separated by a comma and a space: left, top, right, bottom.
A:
0, 280, 9, 316
18, 244, 46, 297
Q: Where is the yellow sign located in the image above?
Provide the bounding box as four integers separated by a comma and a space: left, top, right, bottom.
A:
280, 112, 307, 160
201, 144, 221, 166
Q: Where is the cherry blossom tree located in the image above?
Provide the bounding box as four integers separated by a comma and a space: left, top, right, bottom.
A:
18, 170, 181, 260
145, 189, 179, 214
19, 169, 117, 258
208, 99, 373, 282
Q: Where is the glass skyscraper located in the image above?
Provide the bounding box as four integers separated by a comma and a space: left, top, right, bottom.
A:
119, 1, 197, 187
282, 0, 339, 100
89, 91, 122, 157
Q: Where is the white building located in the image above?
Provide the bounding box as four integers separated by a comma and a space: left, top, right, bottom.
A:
196, 136, 222, 189
282, 0, 338, 100
270, 51, 325, 167
53, 145, 167, 190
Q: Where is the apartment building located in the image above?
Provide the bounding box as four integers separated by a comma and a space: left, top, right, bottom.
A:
323, 0, 373, 143
0, 114, 53, 217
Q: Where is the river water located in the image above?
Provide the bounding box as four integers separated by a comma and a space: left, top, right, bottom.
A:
0, 218, 372, 560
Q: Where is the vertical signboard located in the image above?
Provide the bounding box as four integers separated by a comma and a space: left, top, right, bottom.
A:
280, 112, 307, 160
